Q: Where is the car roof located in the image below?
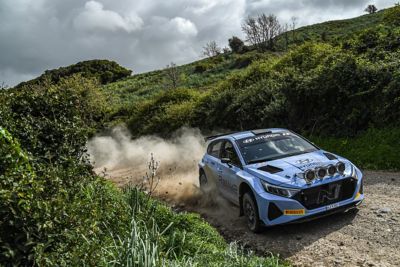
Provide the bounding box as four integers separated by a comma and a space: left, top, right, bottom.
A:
207, 128, 289, 142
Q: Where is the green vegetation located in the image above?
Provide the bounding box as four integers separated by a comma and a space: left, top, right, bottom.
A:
103, 7, 400, 170
2, 6, 400, 266
310, 128, 400, 170
0, 76, 285, 266
16, 59, 132, 88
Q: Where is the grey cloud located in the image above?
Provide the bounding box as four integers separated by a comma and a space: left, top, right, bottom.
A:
0, 0, 396, 86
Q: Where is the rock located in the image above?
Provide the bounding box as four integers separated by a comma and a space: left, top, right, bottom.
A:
296, 235, 302, 240
378, 207, 391, 214
334, 259, 342, 265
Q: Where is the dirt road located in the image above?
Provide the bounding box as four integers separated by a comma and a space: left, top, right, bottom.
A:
190, 171, 400, 267
100, 165, 400, 266
89, 130, 400, 266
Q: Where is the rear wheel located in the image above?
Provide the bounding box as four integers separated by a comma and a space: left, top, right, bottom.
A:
243, 192, 262, 233
199, 171, 208, 188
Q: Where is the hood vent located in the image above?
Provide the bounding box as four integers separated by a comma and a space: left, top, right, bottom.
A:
323, 152, 337, 160
258, 165, 283, 174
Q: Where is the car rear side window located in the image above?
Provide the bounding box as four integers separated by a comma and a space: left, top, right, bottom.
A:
221, 141, 242, 167
207, 140, 222, 158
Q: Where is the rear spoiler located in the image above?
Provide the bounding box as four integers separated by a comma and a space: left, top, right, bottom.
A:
204, 131, 238, 142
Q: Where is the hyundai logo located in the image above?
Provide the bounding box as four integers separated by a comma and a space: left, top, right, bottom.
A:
295, 159, 313, 164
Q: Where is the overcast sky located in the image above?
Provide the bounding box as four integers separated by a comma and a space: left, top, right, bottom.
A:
0, 0, 395, 86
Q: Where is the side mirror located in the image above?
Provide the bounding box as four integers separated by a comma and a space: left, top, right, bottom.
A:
221, 157, 231, 164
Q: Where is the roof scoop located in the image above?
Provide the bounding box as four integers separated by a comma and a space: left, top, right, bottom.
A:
323, 152, 337, 160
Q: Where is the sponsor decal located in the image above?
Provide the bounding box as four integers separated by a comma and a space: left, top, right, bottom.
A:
326, 203, 340, 210
295, 158, 313, 165
241, 132, 290, 145
284, 209, 305, 215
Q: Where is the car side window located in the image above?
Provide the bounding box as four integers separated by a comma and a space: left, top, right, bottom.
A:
207, 140, 222, 158
221, 141, 242, 167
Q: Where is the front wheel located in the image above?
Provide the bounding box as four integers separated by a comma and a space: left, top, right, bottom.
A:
243, 192, 262, 233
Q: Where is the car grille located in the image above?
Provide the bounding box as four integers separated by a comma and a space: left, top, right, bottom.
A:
292, 177, 357, 210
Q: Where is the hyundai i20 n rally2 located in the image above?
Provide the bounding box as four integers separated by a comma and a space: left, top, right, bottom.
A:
198, 129, 364, 232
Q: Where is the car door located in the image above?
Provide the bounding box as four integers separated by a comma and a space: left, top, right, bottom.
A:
218, 140, 242, 204
203, 140, 223, 191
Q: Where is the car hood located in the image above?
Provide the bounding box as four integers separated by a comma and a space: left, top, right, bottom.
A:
244, 150, 351, 188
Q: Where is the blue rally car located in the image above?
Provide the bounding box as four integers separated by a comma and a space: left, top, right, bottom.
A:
198, 129, 364, 232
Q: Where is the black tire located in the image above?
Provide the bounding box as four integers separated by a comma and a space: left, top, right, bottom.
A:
199, 171, 208, 188
243, 192, 262, 233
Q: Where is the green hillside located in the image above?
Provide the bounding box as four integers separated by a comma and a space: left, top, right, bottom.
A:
278, 9, 386, 44
1, 5, 399, 266
102, 8, 387, 104
102, 6, 400, 169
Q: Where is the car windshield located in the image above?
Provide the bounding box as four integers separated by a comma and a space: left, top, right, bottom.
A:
236, 132, 318, 164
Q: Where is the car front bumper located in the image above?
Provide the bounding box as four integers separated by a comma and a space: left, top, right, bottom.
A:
255, 176, 364, 226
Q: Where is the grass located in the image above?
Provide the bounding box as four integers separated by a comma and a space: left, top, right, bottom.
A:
310, 128, 400, 171
101, 186, 288, 267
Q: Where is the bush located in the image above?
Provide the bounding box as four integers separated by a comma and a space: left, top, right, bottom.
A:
229, 36, 245, 53
17, 60, 132, 87
0, 126, 130, 266
384, 6, 400, 26
193, 62, 215, 73
1, 75, 107, 163
311, 128, 400, 170
0, 127, 42, 265
127, 88, 202, 136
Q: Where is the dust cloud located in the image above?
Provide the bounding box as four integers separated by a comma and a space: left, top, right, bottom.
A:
87, 126, 207, 205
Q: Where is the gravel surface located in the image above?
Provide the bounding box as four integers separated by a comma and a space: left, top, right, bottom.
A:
102, 167, 400, 267
190, 171, 400, 267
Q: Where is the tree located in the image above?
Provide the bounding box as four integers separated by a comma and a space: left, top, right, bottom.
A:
282, 24, 289, 50
202, 41, 221, 57
242, 14, 282, 50
164, 62, 180, 90
365, 4, 378, 14
1, 82, 8, 90
222, 47, 231, 54
228, 36, 245, 53
290, 16, 298, 42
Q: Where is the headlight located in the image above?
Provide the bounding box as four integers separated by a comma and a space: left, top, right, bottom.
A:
327, 165, 336, 176
304, 169, 315, 183
260, 180, 299, 198
336, 161, 346, 174
316, 167, 327, 179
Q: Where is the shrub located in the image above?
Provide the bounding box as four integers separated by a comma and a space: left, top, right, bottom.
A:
311, 128, 400, 170
127, 88, 202, 136
17, 60, 132, 87
1, 75, 107, 163
384, 6, 400, 26
229, 36, 245, 53
0, 127, 42, 265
